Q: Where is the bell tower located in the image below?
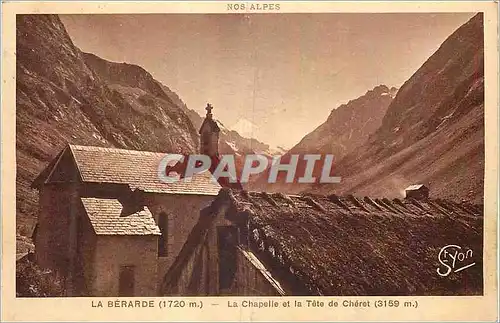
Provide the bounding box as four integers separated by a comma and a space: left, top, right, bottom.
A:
199, 103, 220, 157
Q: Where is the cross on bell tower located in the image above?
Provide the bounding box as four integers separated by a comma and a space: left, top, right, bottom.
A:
205, 103, 213, 119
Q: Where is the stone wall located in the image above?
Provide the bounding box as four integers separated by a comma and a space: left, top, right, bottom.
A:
231, 249, 283, 296
146, 193, 214, 286
91, 235, 158, 296
35, 184, 218, 296
35, 183, 76, 276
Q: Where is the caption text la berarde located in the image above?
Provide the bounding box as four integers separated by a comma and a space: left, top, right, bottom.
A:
91, 298, 418, 309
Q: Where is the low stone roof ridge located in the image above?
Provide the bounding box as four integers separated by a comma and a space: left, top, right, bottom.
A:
70, 144, 165, 156
220, 188, 483, 295
230, 189, 482, 218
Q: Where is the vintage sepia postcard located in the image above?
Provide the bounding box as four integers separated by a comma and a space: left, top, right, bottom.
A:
1, 1, 498, 322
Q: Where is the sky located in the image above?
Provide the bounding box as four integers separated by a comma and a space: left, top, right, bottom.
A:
60, 13, 475, 149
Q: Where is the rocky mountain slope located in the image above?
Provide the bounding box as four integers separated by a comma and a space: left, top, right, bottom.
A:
84, 53, 285, 182
84, 52, 285, 159
289, 85, 397, 158
313, 13, 484, 202
16, 14, 280, 235
16, 14, 195, 235
248, 85, 396, 193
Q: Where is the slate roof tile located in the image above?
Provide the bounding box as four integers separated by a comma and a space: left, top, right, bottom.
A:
81, 197, 161, 236
69, 145, 221, 195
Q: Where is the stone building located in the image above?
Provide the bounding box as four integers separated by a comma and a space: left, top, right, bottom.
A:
163, 189, 483, 296
31, 104, 483, 297
32, 105, 223, 296
404, 184, 430, 200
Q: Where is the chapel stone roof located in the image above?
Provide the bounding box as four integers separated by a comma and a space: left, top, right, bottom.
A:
33, 144, 222, 196
81, 197, 161, 235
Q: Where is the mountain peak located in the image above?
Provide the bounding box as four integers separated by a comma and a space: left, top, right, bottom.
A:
372, 84, 390, 93
289, 83, 395, 159
327, 13, 484, 203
